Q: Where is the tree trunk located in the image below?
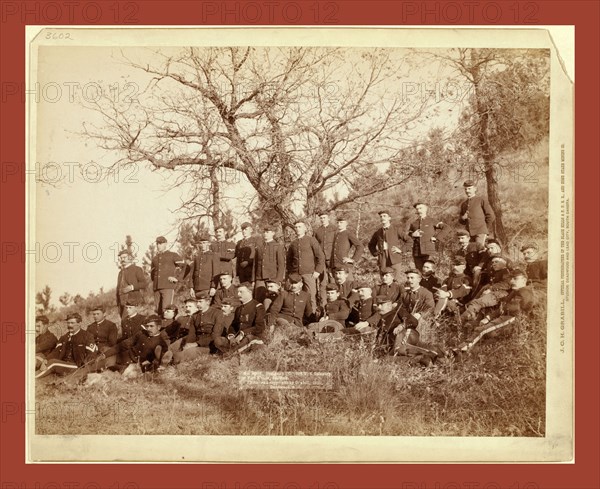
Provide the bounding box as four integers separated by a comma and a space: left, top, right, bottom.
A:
210, 166, 221, 229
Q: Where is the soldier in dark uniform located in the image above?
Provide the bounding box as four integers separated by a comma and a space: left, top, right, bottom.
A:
471, 238, 506, 295
116, 250, 148, 318
520, 243, 548, 288
235, 222, 259, 284
180, 292, 225, 360
214, 284, 266, 354
372, 295, 405, 355
269, 273, 313, 328
397, 269, 436, 328
459, 180, 496, 251
314, 211, 336, 277
376, 267, 401, 303
150, 236, 185, 316
167, 299, 199, 365
35, 315, 57, 370
86, 305, 118, 352
211, 226, 236, 276
186, 236, 220, 299
307, 285, 351, 338
36, 313, 98, 379
455, 230, 482, 277
102, 315, 168, 373
263, 279, 282, 312
453, 270, 534, 354
330, 217, 363, 273
419, 260, 442, 293
212, 271, 239, 307
120, 300, 146, 341
433, 256, 472, 317
287, 220, 326, 313
368, 210, 408, 284
462, 256, 512, 321
345, 283, 378, 330
333, 266, 358, 307
407, 203, 446, 271
254, 225, 285, 303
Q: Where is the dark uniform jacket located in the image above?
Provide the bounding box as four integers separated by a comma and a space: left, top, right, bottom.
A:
235, 236, 259, 282
116, 264, 147, 308
151, 250, 184, 291
231, 299, 266, 338
121, 313, 145, 341
191, 307, 225, 346
286, 235, 326, 275
211, 240, 236, 275
376, 282, 401, 303
526, 259, 548, 287
255, 239, 285, 282
86, 319, 118, 351
105, 330, 168, 370
492, 287, 534, 319
407, 216, 444, 256
335, 280, 359, 305
48, 329, 98, 366
346, 297, 378, 326
186, 251, 220, 292
459, 195, 495, 236
314, 224, 336, 266
368, 224, 407, 268
36, 330, 57, 356
486, 268, 512, 292
270, 289, 312, 326
397, 286, 435, 328
373, 306, 404, 353
330, 230, 363, 269
441, 272, 471, 300
324, 299, 350, 321
455, 243, 482, 276
162, 315, 196, 345
420, 274, 442, 293
212, 284, 239, 307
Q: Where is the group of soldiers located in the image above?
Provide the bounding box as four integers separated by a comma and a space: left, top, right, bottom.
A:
35, 181, 547, 380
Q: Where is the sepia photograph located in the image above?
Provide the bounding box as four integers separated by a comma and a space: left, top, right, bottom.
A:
26, 27, 573, 462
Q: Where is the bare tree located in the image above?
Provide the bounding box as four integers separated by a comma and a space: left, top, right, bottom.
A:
83, 47, 431, 229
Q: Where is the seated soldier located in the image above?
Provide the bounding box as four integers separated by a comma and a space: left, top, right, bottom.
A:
263, 279, 281, 312
212, 271, 239, 307
462, 256, 512, 321
35, 315, 57, 371
307, 284, 350, 337
214, 284, 266, 354
36, 313, 98, 379
419, 260, 442, 293
455, 230, 482, 278
86, 305, 118, 352
268, 273, 313, 328
101, 315, 168, 373
165, 299, 199, 365
372, 295, 404, 355
120, 300, 146, 341
333, 266, 359, 306
344, 283, 378, 335
453, 269, 534, 354
471, 238, 506, 295
181, 292, 225, 359
433, 256, 472, 317
397, 269, 435, 328
376, 267, 401, 303
520, 243, 548, 288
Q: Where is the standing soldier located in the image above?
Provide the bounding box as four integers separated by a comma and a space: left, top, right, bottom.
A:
368, 210, 407, 284
330, 217, 363, 277
151, 236, 185, 316
235, 222, 259, 284
314, 210, 336, 277
116, 250, 147, 318
186, 236, 220, 299
407, 203, 446, 271
254, 225, 286, 303
286, 219, 326, 314
211, 226, 236, 276
459, 181, 496, 250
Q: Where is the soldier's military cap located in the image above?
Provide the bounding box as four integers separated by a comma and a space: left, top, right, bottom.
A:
241, 222, 252, 230
220, 298, 235, 306
423, 259, 436, 265
511, 269, 528, 279
491, 256, 508, 263
264, 278, 281, 285
293, 218, 307, 226
356, 282, 371, 289
66, 312, 82, 322
325, 284, 339, 292
333, 266, 348, 273
453, 256, 467, 265
381, 267, 395, 275
263, 225, 276, 232
164, 304, 178, 312
375, 295, 392, 304
145, 314, 162, 325
486, 238, 501, 246
413, 202, 428, 208
336, 216, 348, 222
288, 273, 303, 284
218, 271, 233, 277
404, 268, 422, 276
238, 281, 253, 290
124, 298, 139, 307
463, 180, 476, 187
195, 291, 211, 300
377, 209, 391, 216
36, 315, 49, 324
155, 236, 167, 244
456, 230, 470, 237
316, 210, 329, 216
198, 234, 210, 242
520, 243, 538, 252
